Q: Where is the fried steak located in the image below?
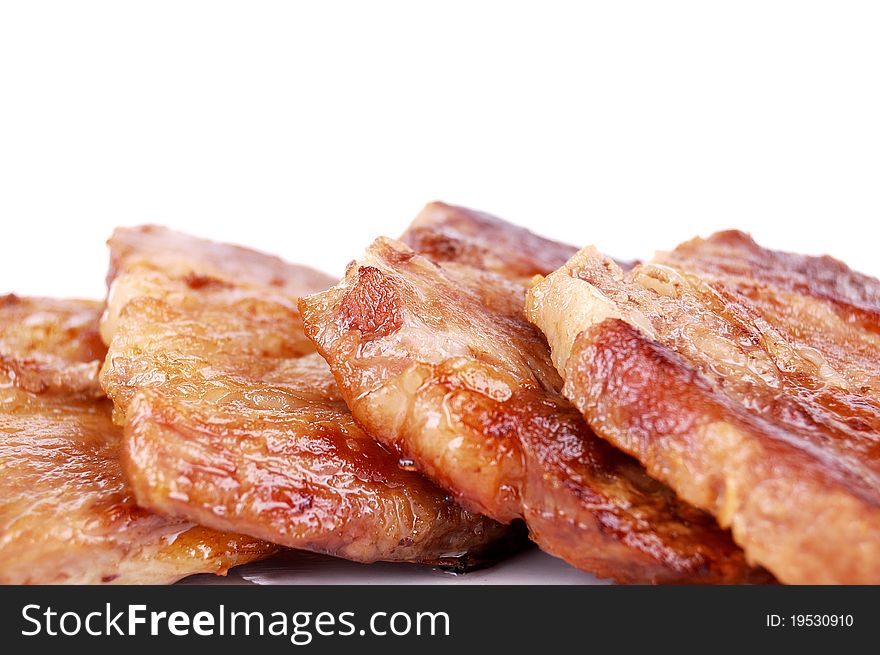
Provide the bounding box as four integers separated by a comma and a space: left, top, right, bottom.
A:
299, 205, 766, 583
0, 295, 272, 584
100, 226, 510, 568
526, 231, 880, 584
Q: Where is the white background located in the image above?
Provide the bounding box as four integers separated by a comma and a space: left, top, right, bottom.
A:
1, 1, 878, 299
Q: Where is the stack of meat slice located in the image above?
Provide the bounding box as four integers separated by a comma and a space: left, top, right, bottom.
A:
0, 226, 513, 585
7, 202, 871, 584
100, 225, 512, 569
526, 230, 880, 584
300, 203, 769, 583
0, 295, 273, 583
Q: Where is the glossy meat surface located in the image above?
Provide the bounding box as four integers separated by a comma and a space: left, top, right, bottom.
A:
300, 221, 765, 583
526, 233, 880, 583
0, 295, 272, 584
101, 227, 509, 567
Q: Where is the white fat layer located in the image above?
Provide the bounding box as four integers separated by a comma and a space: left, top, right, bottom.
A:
526, 272, 623, 374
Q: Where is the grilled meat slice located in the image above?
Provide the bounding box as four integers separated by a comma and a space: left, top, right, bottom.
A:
0, 295, 272, 584
101, 226, 511, 568
401, 201, 579, 284
526, 232, 880, 584
300, 211, 766, 583
402, 202, 634, 276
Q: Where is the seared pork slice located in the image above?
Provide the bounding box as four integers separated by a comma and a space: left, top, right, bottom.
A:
402, 201, 578, 284
403, 202, 634, 277
300, 227, 766, 582
0, 295, 272, 584
101, 226, 510, 568
526, 233, 880, 584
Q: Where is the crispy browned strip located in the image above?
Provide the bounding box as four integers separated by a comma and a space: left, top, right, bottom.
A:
300, 209, 766, 583
526, 234, 880, 584
101, 226, 511, 568
0, 295, 272, 584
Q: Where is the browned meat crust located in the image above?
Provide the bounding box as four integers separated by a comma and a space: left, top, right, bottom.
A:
101, 226, 511, 568
0, 295, 273, 584
299, 208, 767, 583
526, 233, 880, 584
